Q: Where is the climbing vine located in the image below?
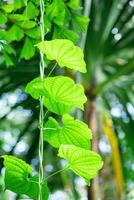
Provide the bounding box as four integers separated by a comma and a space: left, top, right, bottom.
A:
0, 0, 103, 199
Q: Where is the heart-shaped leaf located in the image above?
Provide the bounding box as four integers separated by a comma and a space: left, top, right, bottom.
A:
58, 145, 103, 185
25, 76, 87, 115
25, 77, 44, 99
36, 39, 86, 73
1, 155, 48, 199
44, 114, 92, 149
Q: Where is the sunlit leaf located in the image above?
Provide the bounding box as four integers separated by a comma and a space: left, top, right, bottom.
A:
58, 145, 103, 184
43, 76, 87, 114
25, 77, 44, 99
1, 155, 49, 199
25, 76, 87, 115
1, 4, 14, 13
37, 39, 86, 73
44, 114, 92, 149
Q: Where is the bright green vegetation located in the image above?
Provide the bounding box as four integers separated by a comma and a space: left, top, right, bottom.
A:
0, 1, 103, 199
1, 38, 103, 199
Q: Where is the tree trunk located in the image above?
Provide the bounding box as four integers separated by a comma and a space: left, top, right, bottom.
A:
85, 99, 99, 200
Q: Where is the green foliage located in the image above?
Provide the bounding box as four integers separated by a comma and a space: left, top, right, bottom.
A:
17, 20, 36, 29
25, 77, 44, 99
25, 76, 87, 115
0, 0, 103, 199
3, 52, 14, 67
23, 2, 39, 19
37, 39, 86, 73
0, 0, 134, 198
1, 4, 14, 13
45, 0, 65, 27
20, 37, 35, 60
0, 0, 90, 67
8, 14, 28, 21
6, 25, 24, 43
53, 27, 79, 43
58, 145, 103, 185
44, 114, 92, 149
1, 155, 48, 199
71, 13, 90, 32
67, 0, 81, 10
0, 12, 7, 24
25, 27, 41, 40
42, 76, 87, 114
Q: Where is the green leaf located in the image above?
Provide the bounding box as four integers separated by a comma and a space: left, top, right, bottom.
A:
58, 145, 103, 184
1, 4, 14, 13
20, 37, 35, 60
6, 25, 24, 43
0, 12, 7, 24
0, 30, 6, 39
25, 76, 87, 115
28, 175, 49, 200
13, 0, 25, 10
46, 0, 65, 26
25, 77, 44, 99
37, 39, 86, 73
8, 14, 28, 21
1, 155, 49, 199
44, 15, 52, 32
72, 13, 90, 32
67, 0, 81, 10
3, 52, 14, 67
25, 27, 40, 39
23, 2, 39, 19
44, 114, 92, 149
17, 21, 36, 29
3, 43, 15, 55
53, 26, 79, 43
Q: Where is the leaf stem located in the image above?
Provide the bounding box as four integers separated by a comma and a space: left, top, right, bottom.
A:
43, 127, 57, 130
45, 167, 68, 180
47, 63, 57, 77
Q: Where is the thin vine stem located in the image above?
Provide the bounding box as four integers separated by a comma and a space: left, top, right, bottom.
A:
47, 63, 57, 77
45, 167, 68, 180
39, 0, 45, 200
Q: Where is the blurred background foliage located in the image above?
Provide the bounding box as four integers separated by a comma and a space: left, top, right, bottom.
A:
0, 0, 134, 200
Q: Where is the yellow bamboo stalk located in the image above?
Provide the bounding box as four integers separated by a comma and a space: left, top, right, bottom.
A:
104, 116, 125, 200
